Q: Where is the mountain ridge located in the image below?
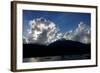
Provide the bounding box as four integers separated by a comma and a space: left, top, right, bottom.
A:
23, 39, 91, 58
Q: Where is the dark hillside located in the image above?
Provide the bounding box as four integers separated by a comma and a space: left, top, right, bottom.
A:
23, 39, 90, 58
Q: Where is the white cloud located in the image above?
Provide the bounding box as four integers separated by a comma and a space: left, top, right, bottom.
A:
23, 17, 90, 45
24, 17, 60, 45
63, 22, 91, 44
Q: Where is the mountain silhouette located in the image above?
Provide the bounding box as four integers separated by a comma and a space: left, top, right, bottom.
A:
23, 39, 90, 59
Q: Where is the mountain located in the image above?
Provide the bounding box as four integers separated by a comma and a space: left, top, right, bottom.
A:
49, 38, 87, 47
23, 39, 90, 58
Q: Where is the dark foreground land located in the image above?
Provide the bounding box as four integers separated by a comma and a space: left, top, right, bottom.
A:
23, 39, 91, 62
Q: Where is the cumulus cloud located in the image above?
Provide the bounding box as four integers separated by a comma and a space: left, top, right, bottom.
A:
63, 22, 91, 44
23, 17, 90, 45
23, 17, 59, 45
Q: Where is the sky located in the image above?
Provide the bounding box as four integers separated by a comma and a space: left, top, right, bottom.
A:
23, 10, 91, 45
23, 10, 91, 35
